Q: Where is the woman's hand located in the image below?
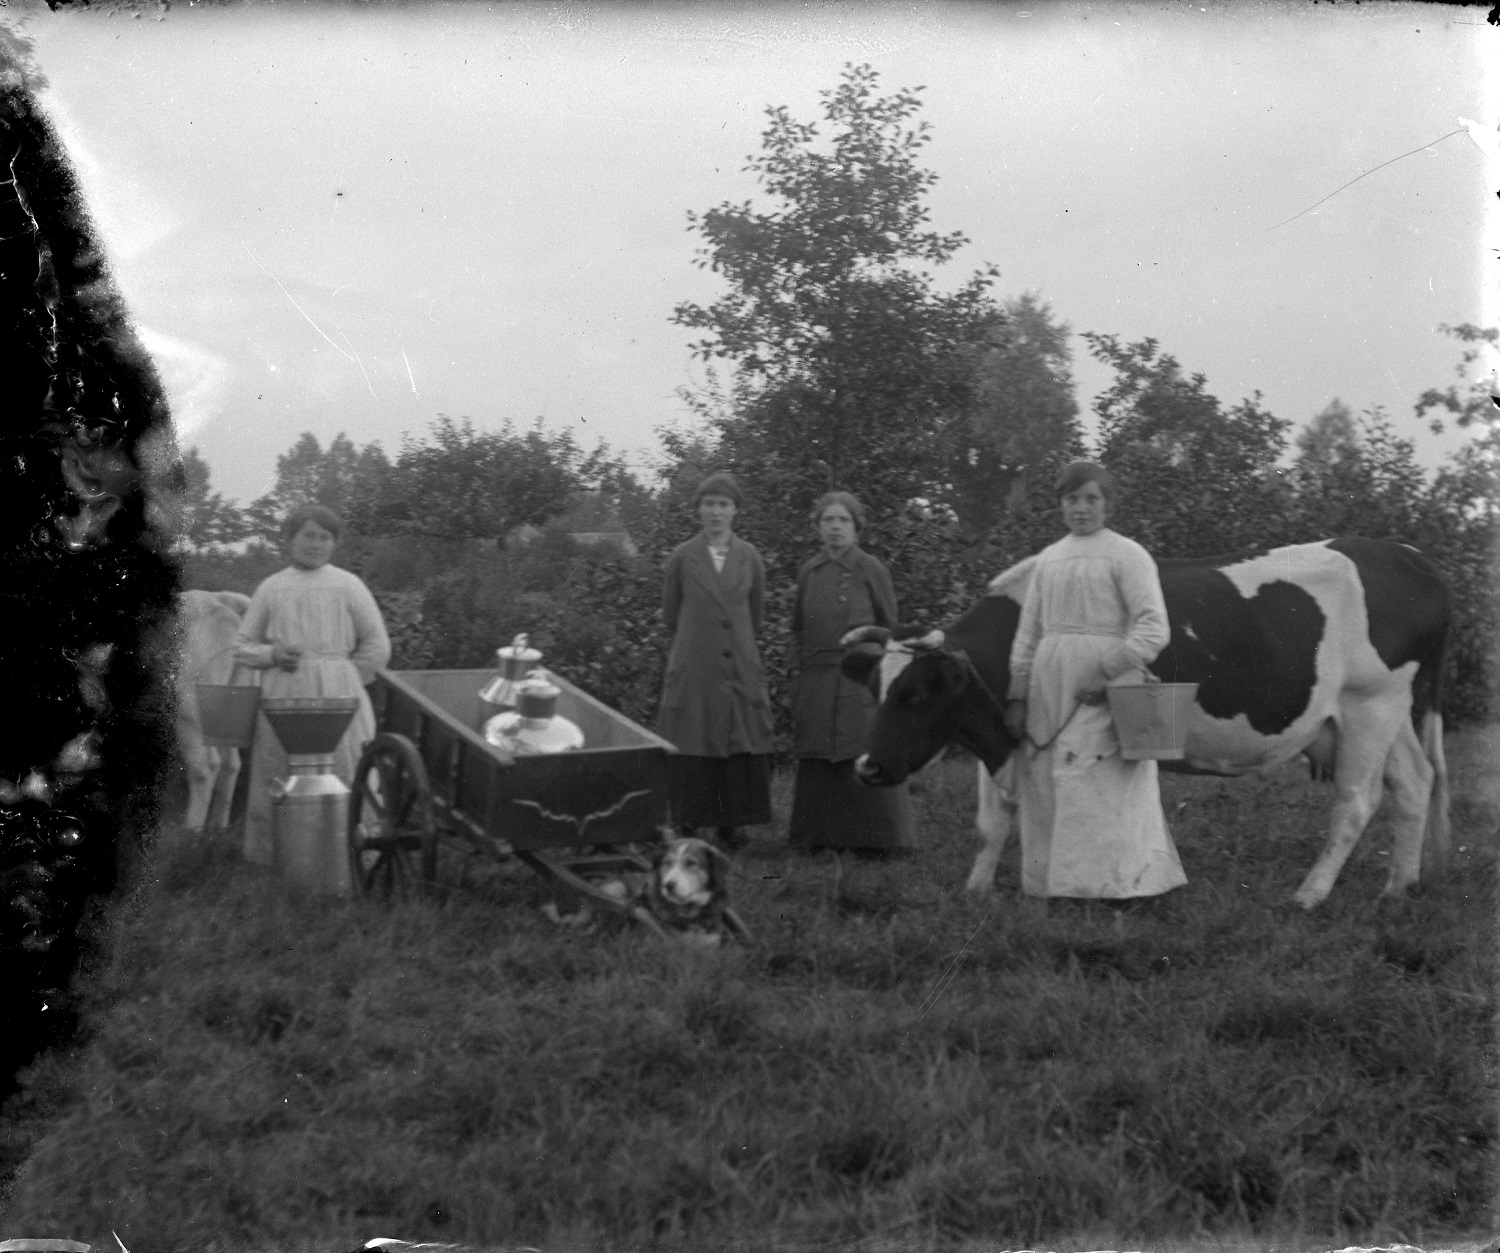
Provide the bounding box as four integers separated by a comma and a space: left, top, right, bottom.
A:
271, 643, 302, 673
1003, 699, 1027, 739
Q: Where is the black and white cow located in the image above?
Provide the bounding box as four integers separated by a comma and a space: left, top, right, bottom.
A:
840, 537, 1451, 910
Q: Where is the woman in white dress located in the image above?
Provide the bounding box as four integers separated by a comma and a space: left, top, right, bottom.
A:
1002, 462, 1187, 899
233, 505, 391, 866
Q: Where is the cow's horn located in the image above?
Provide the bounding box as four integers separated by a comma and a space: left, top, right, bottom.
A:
909, 630, 946, 650
840, 625, 891, 647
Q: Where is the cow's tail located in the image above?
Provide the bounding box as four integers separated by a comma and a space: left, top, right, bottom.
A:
1417, 622, 1451, 872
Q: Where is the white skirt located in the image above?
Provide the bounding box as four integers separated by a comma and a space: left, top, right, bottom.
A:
1016, 698, 1187, 899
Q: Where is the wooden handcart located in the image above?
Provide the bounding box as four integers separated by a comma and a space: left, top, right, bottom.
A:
347, 666, 751, 943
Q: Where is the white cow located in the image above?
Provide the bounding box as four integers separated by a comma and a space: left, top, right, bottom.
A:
177, 589, 255, 830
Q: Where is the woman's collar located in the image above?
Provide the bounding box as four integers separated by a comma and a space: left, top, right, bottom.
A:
814, 542, 860, 567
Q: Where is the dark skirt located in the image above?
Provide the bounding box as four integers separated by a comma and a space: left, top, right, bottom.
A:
788, 758, 917, 850
669, 753, 773, 830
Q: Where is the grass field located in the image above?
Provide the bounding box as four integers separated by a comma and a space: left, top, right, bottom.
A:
2, 728, 1496, 1253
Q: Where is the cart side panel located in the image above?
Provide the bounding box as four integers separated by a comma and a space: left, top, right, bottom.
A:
488, 746, 671, 850
456, 738, 496, 834
373, 670, 674, 851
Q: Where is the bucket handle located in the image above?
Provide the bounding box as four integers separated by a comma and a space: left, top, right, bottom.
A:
187, 643, 258, 686
1019, 671, 1159, 754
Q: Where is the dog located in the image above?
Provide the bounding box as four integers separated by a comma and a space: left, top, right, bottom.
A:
647, 835, 734, 946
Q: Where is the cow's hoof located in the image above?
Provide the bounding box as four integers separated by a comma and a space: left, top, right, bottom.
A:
1376, 884, 1420, 909
963, 877, 995, 896
1292, 886, 1326, 911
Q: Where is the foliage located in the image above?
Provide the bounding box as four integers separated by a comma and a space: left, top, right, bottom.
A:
1295, 398, 1359, 469
7, 738, 1497, 1248
233, 418, 628, 548
179, 540, 284, 598
671, 62, 1002, 566
356, 416, 622, 541
1085, 333, 1294, 557
1286, 407, 1429, 544
163, 446, 251, 548
945, 294, 1086, 533
1414, 323, 1500, 452
241, 431, 374, 543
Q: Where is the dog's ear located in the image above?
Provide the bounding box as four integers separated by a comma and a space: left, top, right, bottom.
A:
703, 841, 731, 889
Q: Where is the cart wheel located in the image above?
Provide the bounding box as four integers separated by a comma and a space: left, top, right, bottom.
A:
348, 733, 434, 901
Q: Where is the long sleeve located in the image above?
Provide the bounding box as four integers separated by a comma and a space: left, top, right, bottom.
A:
233, 583, 277, 669
748, 547, 765, 635
1107, 543, 1170, 679
346, 576, 392, 684
866, 555, 899, 628
662, 548, 683, 634
1008, 571, 1045, 700
789, 564, 809, 653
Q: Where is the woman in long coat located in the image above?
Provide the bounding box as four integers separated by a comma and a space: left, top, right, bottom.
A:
234, 504, 391, 866
657, 472, 774, 847
1003, 462, 1186, 898
787, 492, 915, 853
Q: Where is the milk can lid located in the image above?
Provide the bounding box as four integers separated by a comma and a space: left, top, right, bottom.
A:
497, 631, 543, 663
516, 679, 560, 719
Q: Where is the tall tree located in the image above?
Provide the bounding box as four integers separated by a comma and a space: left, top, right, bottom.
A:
945, 293, 1084, 534
1085, 333, 1292, 558
168, 447, 247, 548
1289, 408, 1428, 542
243, 431, 368, 541
1412, 324, 1499, 726
671, 62, 1001, 573
370, 416, 619, 541
1295, 398, 1359, 470
1414, 322, 1499, 517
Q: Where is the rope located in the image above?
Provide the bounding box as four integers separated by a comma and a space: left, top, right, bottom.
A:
948, 646, 1088, 755
1022, 698, 1089, 754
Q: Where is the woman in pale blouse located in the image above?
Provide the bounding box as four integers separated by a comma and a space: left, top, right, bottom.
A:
234, 504, 391, 866
1001, 462, 1187, 899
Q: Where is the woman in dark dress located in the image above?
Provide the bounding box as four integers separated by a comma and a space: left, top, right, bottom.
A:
657, 472, 775, 849
787, 492, 916, 853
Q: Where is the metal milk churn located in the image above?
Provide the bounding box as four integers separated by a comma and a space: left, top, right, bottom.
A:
476, 632, 542, 726
483, 678, 586, 755
260, 697, 361, 896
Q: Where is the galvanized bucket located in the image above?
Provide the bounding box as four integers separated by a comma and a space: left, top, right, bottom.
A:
195, 682, 261, 749
1107, 682, 1199, 760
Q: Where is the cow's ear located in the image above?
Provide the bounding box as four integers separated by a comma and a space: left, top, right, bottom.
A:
840, 644, 883, 686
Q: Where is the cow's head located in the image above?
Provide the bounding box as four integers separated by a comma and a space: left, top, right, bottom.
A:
839, 624, 1017, 786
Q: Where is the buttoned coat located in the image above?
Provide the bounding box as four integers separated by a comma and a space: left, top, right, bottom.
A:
657, 532, 775, 757
791, 545, 899, 761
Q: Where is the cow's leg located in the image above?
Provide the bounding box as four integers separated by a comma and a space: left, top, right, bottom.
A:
1419, 710, 1450, 873
965, 759, 1015, 894
181, 729, 220, 832
1380, 717, 1435, 900
205, 745, 241, 830
1293, 700, 1404, 910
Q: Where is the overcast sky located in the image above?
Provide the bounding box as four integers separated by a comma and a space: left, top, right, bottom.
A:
12, 0, 1496, 505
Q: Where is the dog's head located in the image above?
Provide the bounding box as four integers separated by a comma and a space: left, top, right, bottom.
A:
652, 837, 729, 918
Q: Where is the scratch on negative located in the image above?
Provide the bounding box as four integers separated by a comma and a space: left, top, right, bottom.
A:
401, 346, 418, 396
341, 333, 377, 399
907, 898, 999, 1034
1266, 126, 1468, 232
242, 243, 357, 363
